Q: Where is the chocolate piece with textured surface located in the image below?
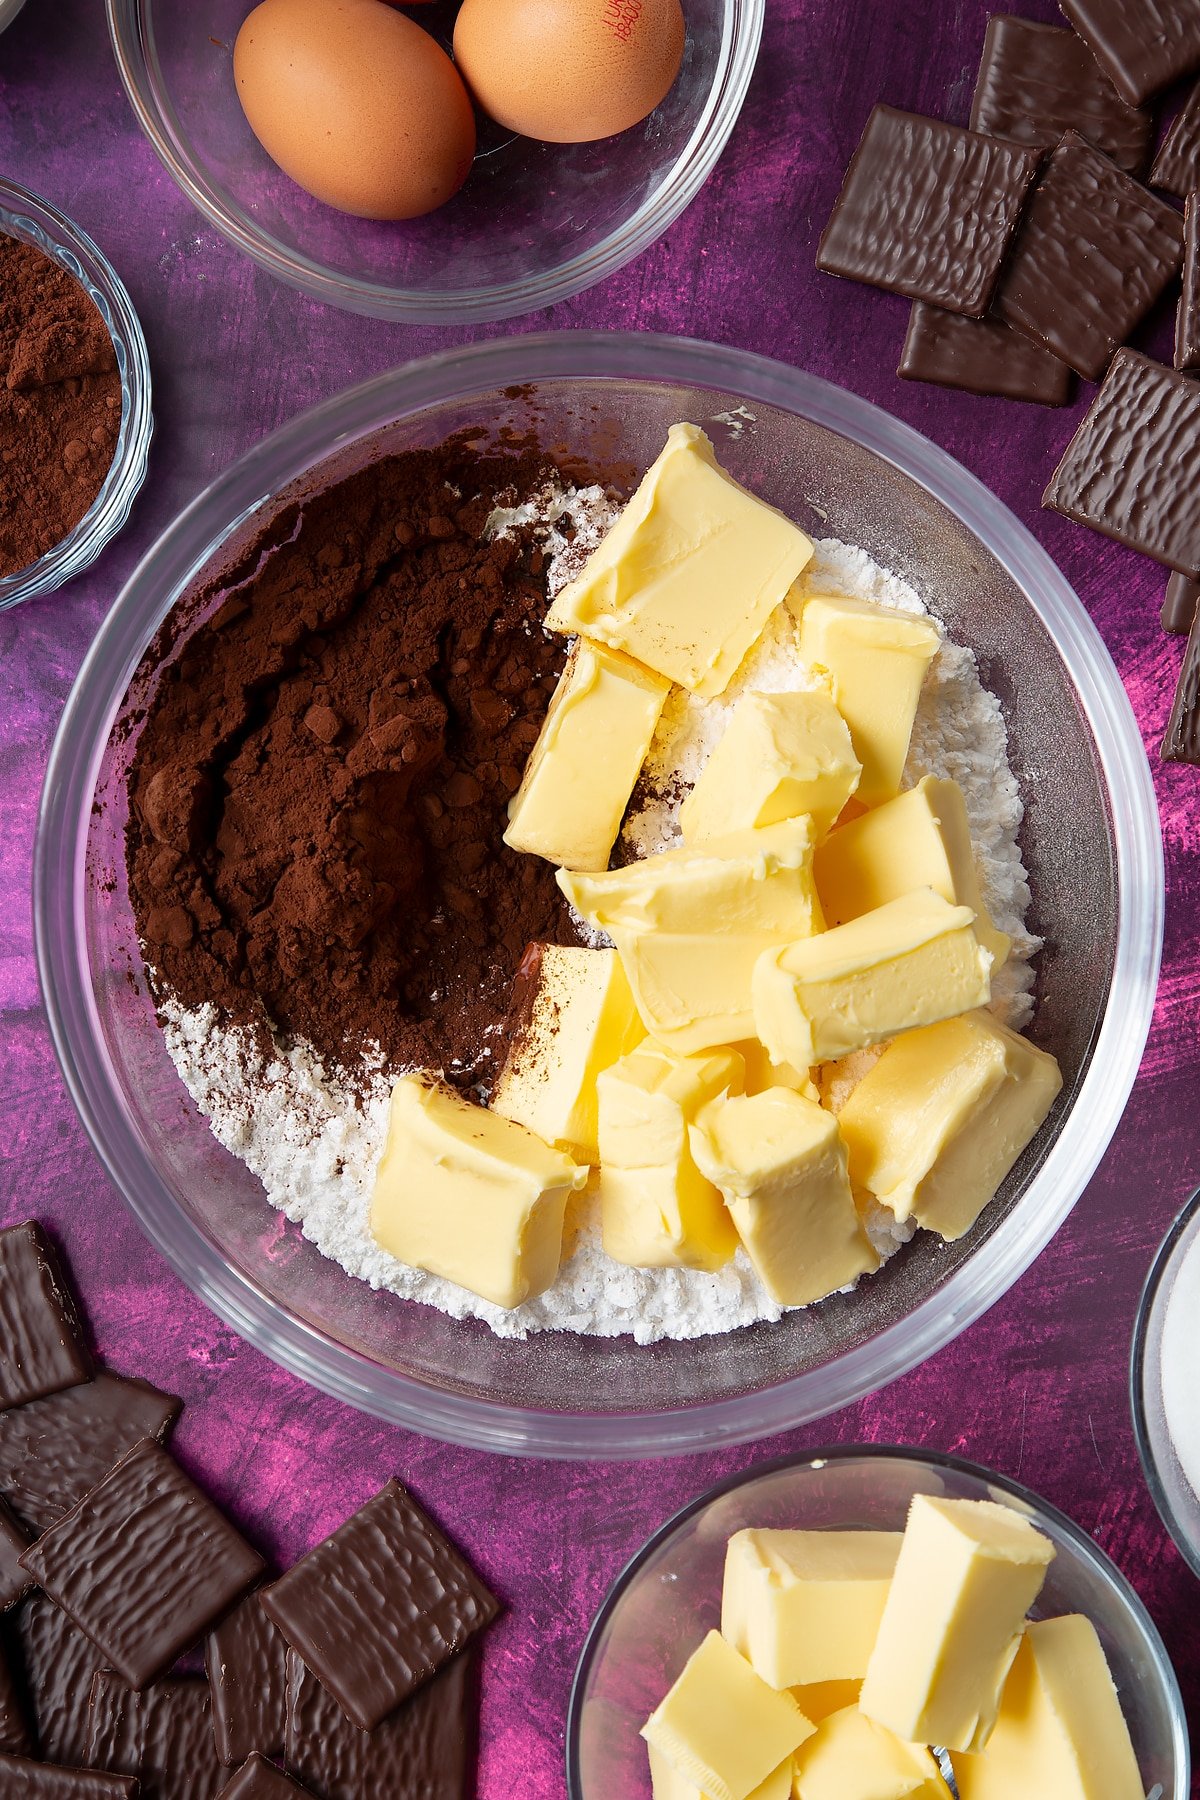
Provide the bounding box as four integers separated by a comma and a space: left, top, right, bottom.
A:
14, 1590, 108, 1765
1163, 573, 1200, 633
261, 1481, 497, 1733
1163, 603, 1200, 763
217, 1754, 314, 1800
205, 1593, 288, 1765
0, 1495, 33, 1610
817, 105, 1041, 316
0, 1758, 136, 1798
0, 1637, 32, 1755
88, 1670, 227, 1800
0, 1224, 91, 1411
971, 14, 1152, 173
0, 1372, 181, 1537
995, 131, 1182, 379
20, 1439, 264, 1690
1176, 194, 1200, 371
1151, 80, 1200, 196
1044, 350, 1200, 573
1059, 0, 1200, 106
898, 303, 1073, 404
284, 1648, 473, 1800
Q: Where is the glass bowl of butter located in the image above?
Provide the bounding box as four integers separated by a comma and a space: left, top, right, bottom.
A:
35, 331, 1162, 1457
567, 1447, 1188, 1800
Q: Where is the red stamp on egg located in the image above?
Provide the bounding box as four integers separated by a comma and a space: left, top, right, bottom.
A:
603, 0, 643, 44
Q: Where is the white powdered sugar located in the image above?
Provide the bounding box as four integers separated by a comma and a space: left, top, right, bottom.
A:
158, 504, 1041, 1344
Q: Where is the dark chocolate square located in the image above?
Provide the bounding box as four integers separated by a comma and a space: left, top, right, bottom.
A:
1044, 350, 1200, 574
0, 1495, 33, 1611
206, 1592, 288, 1766
261, 1482, 497, 1734
898, 303, 1073, 404
88, 1670, 230, 1800
19, 1439, 264, 1690
0, 1371, 181, 1536
1163, 602, 1200, 763
1177, 194, 1200, 371
1163, 573, 1200, 634
817, 105, 1041, 317
0, 1757, 136, 1799
1151, 80, 1200, 196
217, 1754, 315, 1800
995, 131, 1182, 379
971, 14, 1152, 174
0, 1224, 91, 1411
13, 1589, 108, 1766
1059, 0, 1200, 106
0, 1637, 32, 1756
284, 1648, 473, 1800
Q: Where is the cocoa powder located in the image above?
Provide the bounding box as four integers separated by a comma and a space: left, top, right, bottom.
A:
0, 234, 121, 578
126, 437, 606, 1091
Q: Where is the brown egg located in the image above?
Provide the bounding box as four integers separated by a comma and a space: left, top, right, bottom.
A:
453, 0, 686, 144
234, 0, 476, 220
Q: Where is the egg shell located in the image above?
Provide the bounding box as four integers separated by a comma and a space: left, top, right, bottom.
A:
234, 0, 476, 220
453, 0, 686, 144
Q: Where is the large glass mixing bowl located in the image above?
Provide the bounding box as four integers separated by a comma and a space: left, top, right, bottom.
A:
35, 333, 1162, 1457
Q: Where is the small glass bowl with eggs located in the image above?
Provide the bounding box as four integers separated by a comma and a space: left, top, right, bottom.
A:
107, 0, 764, 321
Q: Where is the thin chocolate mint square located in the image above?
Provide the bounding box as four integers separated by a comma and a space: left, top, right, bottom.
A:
1059, 0, 1200, 106
260, 1482, 498, 1733
14, 1589, 109, 1766
1151, 80, 1200, 197
995, 131, 1182, 379
898, 303, 1073, 404
88, 1670, 228, 1800
0, 1494, 33, 1611
0, 1758, 136, 1799
217, 1754, 315, 1800
0, 1638, 32, 1757
971, 14, 1153, 174
206, 1592, 289, 1766
285, 1647, 474, 1800
1163, 573, 1200, 634
1163, 600, 1200, 764
817, 105, 1041, 317
19, 1439, 264, 1690
1044, 350, 1200, 575
0, 1224, 91, 1410
1177, 194, 1200, 372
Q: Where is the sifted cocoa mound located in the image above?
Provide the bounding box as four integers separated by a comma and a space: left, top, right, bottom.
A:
125, 438, 607, 1092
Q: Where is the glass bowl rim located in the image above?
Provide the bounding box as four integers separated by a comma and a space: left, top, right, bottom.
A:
34, 328, 1164, 1458
564, 1442, 1191, 1800
0, 175, 153, 610
103, 0, 766, 324
1129, 1185, 1200, 1580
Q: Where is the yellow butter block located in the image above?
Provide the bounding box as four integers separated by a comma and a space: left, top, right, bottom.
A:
860, 1495, 1055, 1754
752, 889, 992, 1069
950, 1616, 1143, 1800
490, 944, 645, 1162
789, 1681, 862, 1724
649, 1745, 794, 1800
641, 1630, 815, 1800
561, 820, 823, 1054
504, 638, 670, 871
796, 595, 940, 807
838, 1011, 1062, 1241
370, 1074, 586, 1310
689, 1088, 877, 1305
679, 690, 861, 843
722, 1528, 902, 1686
733, 1038, 819, 1103
813, 777, 1009, 969
598, 1043, 742, 1270
546, 423, 814, 697
792, 1706, 951, 1800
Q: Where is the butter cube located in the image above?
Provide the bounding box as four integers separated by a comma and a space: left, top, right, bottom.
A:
648, 1746, 794, 1800
504, 639, 670, 871
490, 944, 645, 1162
733, 1039, 818, 1103
598, 1043, 742, 1270
860, 1496, 1055, 1753
813, 777, 1009, 969
789, 1681, 862, 1723
950, 1616, 1143, 1800
546, 424, 814, 697
796, 595, 940, 807
838, 1012, 1062, 1241
752, 889, 992, 1069
722, 1529, 902, 1686
560, 819, 823, 1054
370, 1074, 586, 1309
678, 690, 861, 843
641, 1630, 815, 1800
689, 1088, 877, 1305
792, 1706, 951, 1800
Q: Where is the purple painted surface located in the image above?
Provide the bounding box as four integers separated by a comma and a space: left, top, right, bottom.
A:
1, 0, 1199, 1793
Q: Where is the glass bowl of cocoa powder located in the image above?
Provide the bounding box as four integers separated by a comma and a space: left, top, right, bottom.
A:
0, 178, 152, 610
35, 333, 1161, 1457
